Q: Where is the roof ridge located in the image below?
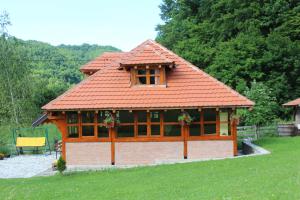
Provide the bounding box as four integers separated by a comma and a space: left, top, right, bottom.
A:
148, 40, 254, 105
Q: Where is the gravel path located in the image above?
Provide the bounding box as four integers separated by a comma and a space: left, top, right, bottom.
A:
0, 154, 57, 179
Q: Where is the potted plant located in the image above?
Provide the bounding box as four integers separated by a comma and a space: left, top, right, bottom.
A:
178, 112, 193, 126
230, 113, 240, 125
104, 112, 120, 128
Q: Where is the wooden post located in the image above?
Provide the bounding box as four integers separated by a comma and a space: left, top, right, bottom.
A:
183, 125, 188, 159
111, 127, 115, 165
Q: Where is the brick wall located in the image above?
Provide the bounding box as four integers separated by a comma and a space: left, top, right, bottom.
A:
66, 142, 111, 166
187, 141, 234, 159
115, 142, 184, 165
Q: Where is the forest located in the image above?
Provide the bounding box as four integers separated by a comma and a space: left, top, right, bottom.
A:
0, 12, 120, 126
1, 0, 300, 128
156, 0, 300, 124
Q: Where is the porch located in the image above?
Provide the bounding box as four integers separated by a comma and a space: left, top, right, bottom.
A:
49, 108, 238, 166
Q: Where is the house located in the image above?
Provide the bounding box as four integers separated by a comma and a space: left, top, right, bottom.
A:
283, 98, 300, 134
283, 98, 300, 123
42, 40, 254, 166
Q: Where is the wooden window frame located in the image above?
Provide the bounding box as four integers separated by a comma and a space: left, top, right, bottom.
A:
65, 109, 234, 142
132, 66, 165, 86
66, 112, 80, 138
97, 111, 110, 138
219, 109, 231, 136
65, 111, 110, 142
116, 111, 135, 138
81, 111, 96, 138
188, 109, 219, 137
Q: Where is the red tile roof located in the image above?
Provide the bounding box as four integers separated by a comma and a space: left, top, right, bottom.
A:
283, 98, 300, 106
80, 52, 127, 73
120, 42, 173, 65
43, 40, 254, 111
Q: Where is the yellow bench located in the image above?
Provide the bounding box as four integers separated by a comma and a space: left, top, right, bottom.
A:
16, 137, 46, 147
15, 137, 50, 155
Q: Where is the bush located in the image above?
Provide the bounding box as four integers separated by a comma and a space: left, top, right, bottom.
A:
0, 145, 10, 157
0, 153, 4, 160
57, 156, 66, 173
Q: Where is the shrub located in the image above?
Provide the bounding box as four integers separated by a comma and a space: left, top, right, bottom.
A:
0, 145, 10, 157
57, 156, 66, 173
0, 153, 4, 160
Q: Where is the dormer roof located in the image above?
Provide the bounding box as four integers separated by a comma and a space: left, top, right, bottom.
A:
120, 43, 174, 66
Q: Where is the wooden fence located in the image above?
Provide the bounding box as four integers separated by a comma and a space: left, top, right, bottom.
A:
237, 125, 278, 141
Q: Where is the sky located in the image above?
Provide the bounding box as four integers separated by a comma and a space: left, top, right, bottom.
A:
1, 0, 163, 51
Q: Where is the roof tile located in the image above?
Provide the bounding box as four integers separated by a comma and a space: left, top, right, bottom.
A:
43, 40, 254, 110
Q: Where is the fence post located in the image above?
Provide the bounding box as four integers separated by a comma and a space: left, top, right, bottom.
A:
255, 125, 258, 140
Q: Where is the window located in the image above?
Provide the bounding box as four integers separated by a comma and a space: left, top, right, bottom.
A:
187, 110, 201, 136
81, 111, 95, 137
220, 110, 230, 136
137, 111, 148, 136
150, 111, 161, 136
66, 112, 79, 138
117, 126, 134, 137
163, 110, 182, 136
186, 109, 218, 136
97, 111, 109, 138
116, 111, 134, 137
203, 109, 217, 135
133, 67, 164, 85
67, 126, 79, 138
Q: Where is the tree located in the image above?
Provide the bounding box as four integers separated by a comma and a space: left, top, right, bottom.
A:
238, 81, 278, 125
156, 0, 300, 120
0, 11, 11, 36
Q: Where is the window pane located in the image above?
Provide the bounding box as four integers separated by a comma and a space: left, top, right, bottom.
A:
150, 69, 155, 75
97, 126, 109, 138
82, 126, 94, 136
186, 109, 200, 122
138, 125, 147, 136
164, 125, 181, 136
150, 76, 155, 84
204, 124, 216, 135
67, 126, 79, 138
118, 110, 134, 123
220, 111, 228, 122
82, 111, 94, 123
97, 111, 108, 123
189, 124, 201, 136
138, 69, 146, 75
138, 77, 146, 84
164, 110, 181, 122
67, 112, 78, 124
137, 111, 147, 122
151, 125, 160, 136
203, 109, 216, 121
117, 126, 134, 137
150, 111, 160, 122
220, 123, 229, 136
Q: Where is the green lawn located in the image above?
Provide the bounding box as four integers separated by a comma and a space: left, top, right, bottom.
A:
1, 137, 300, 200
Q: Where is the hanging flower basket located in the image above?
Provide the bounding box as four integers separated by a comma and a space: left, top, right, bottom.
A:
178, 112, 193, 126
230, 114, 240, 125
103, 113, 120, 128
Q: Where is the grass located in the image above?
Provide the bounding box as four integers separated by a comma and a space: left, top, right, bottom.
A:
1, 137, 300, 200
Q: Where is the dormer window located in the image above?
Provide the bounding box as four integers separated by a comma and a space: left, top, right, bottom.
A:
131, 66, 166, 86
136, 67, 161, 85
